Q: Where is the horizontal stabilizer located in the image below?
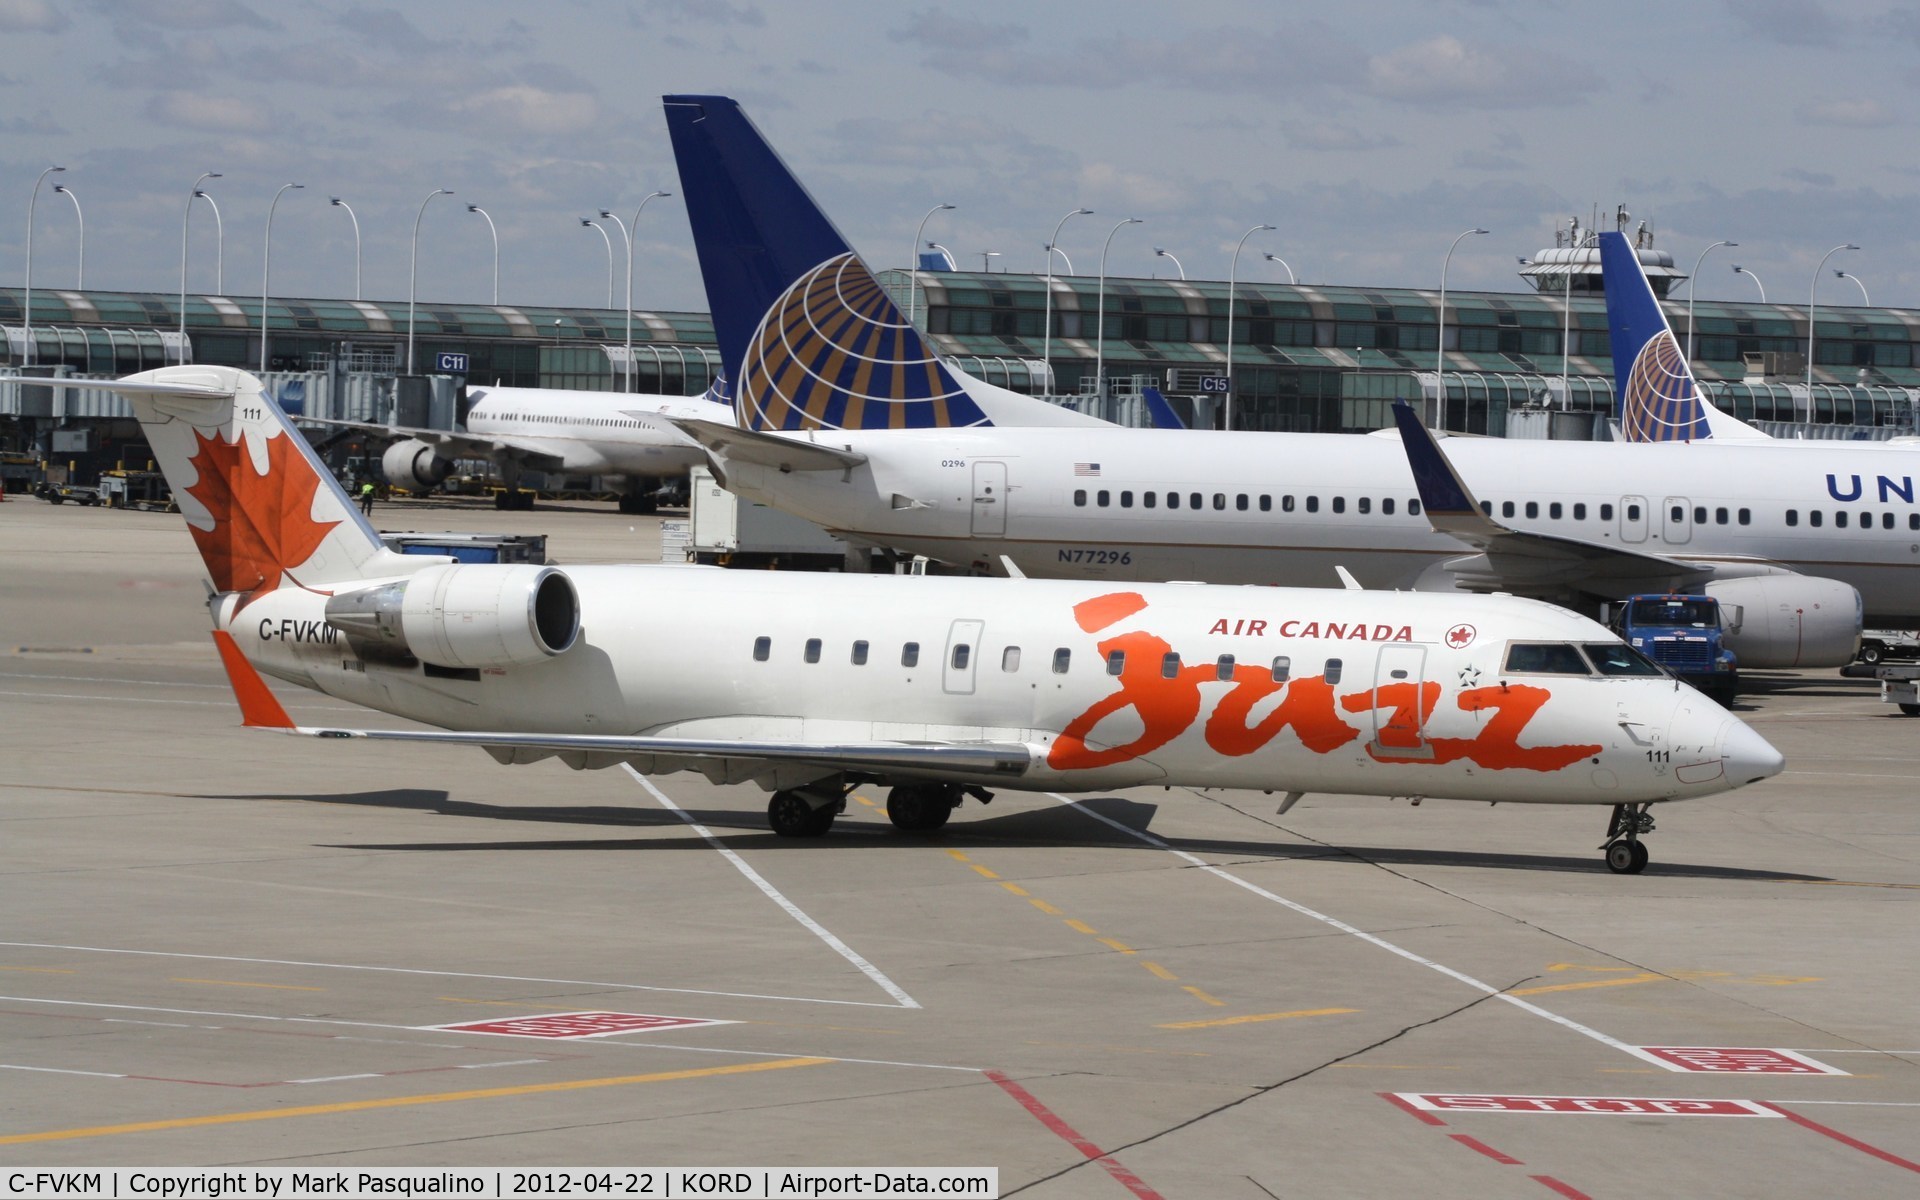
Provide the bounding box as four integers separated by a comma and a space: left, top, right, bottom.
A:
669, 417, 868, 472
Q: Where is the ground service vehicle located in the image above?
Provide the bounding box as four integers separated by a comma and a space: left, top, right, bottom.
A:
1613, 594, 1738, 705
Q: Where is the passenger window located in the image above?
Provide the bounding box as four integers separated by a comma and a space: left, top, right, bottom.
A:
1120, 490, 1133, 508
1504, 643, 1592, 675
1324, 658, 1342, 684
1236, 494, 1249, 511
1786, 509, 1798, 527
1549, 502, 1562, 519
1601, 503, 1614, 520
805, 638, 822, 664
1911, 514, 1919, 530
1002, 646, 1021, 672
1383, 498, 1395, 516
1190, 492, 1202, 509
1332, 496, 1346, 514
1216, 654, 1235, 681
1097, 490, 1110, 507
1282, 495, 1295, 512
1358, 496, 1371, 514
1525, 501, 1538, 518
1052, 648, 1071, 674
1835, 511, 1848, 529
1738, 508, 1751, 525
1271, 655, 1291, 682
1810, 510, 1822, 528
1715, 507, 1729, 525
1074, 489, 1086, 507
1502, 501, 1516, 518
1144, 491, 1157, 509
1106, 649, 1126, 675
1410, 499, 1422, 516
1481, 501, 1493, 516
1168, 492, 1181, 510
851, 640, 869, 665
1693, 506, 1707, 524
951, 643, 971, 669
1161, 652, 1181, 678
1887, 513, 1898, 530
753, 636, 771, 662
1306, 496, 1320, 513
1259, 495, 1272, 512
1213, 493, 1226, 510
1574, 502, 1586, 520
902, 641, 920, 667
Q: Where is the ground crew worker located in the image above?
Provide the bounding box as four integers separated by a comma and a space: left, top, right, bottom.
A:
359, 480, 376, 515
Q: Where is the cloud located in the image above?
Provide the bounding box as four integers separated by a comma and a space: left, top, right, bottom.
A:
1365, 34, 1602, 108
144, 91, 273, 133
100, 0, 273, 31
0, 0, 67, 32
635, 0, 765, 27
1456, 149, 1526, 172
1784, 167, 1837, 187
889, 7, 1028, 52
448, 83, 600, 136
1721, 0, 1838, 47
1281, 122, 1402, 152
0, 107, 67, 134
1797, 97, 1895, 128
324, 3, 436, 52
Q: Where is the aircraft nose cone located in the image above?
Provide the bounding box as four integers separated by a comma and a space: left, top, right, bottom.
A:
1720, 715, 1785, 786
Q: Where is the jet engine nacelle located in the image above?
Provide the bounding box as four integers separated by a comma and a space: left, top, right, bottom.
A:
380, 438, 453, 491
1705, 575, 1861, 669
324, 564, 580, 669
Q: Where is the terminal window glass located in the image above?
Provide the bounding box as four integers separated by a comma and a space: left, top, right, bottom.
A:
851, 640, 869, 666
902, 641, 920, 667
1107, 649, 1126, 675
951, 644, 971, 670
1324, 658, 1343, 685
1161, 652, 1181, 678
752, 636, 771, 662
1052, 648, 1071, 674
1271, 656, 1291, 682
805, 638, 822, 664
1002, 646, 1021, 672
1504, 643, 1592, 675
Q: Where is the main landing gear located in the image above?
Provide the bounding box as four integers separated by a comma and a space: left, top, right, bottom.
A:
1601, 803, 1654, 874
767, 783, 847, 838
764, 781, 991, 838
886, 783, 962, 832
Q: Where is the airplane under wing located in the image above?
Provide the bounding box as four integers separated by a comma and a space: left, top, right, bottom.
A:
1390, 401, 1719, 594
669, 417, 868, 473
298, 415, 570, 472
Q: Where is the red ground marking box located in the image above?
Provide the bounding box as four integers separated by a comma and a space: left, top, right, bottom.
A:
1398, 1093, 1778, 1117
1640, 1046, 1846, 1075
433, 1011, 734, 1039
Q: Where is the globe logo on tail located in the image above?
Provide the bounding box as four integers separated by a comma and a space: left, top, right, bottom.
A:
738, 252, 987, 432
1621, 330, 1708, 442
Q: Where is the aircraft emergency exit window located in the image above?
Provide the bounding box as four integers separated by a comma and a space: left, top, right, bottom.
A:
1835, 511, 1848, 529
1626, 503, 1641, 521
1502, 501, 1516, 518
1715, 507, 1729, 525
1810, 510, 1823, 527
1324, 658, 1342, 684
1161, 652, 1181, 678
1074, 489, 1087, 507
902, 642, 920, 667
1786, 509, 1799, 526
851, 640, 869, 666
1120, 491, 1134, 508
753, 636, 771, 662
951, 644, 971, 670
1259, 495, 1272, 512
1573, 502, 1586, 519
1002, 646, 1021, 672
1600, 503, 1614, 520
1383, 498, 1395, 516
805, 638, 822, 664
1097, 490, 1111, 507
1306, 496, 1320, 513
1144, 491, 1157, 509
1670, 505, 1684, 523
1270, 655, 1291, 682
1236, 494, 1249, 511
1282, 495, 1295, 512
1216, 654, 1235, 680
1107, 650, 1126, 675
1739, 508, 1751, 525
1504, 643, 1591, 675
1583, 642, 1663, 676
1052, 648, 1071, 674
1549, 502, 1561, 519
1525, 501, 1538, 519
1332, 496, 1346, 514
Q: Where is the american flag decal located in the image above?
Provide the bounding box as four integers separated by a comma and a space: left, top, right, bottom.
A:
1074, 463, 1101, 476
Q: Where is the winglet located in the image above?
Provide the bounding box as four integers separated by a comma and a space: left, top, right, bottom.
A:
212, 630, 295, 729
1141, 386, 1188, 430
1391, 401, 1507, 548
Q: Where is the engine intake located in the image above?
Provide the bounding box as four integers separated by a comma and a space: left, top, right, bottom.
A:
381, 438, 452, 492
325, 564, 580, 669
1705, 575, 1861, 669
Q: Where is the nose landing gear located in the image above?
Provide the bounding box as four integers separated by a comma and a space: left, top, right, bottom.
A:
1601, 803, 1655, 874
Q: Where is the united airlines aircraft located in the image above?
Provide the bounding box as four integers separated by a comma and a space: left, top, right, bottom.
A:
87, 365, 1781, 872
662, 95, 1912, 668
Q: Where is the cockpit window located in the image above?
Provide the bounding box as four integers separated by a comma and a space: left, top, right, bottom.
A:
1503, 642, 1593, 675
1582, 641, 1665, 676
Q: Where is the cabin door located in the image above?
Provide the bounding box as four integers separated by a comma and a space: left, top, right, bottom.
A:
1619, 495, 1649, 543
971, 461, 1008, 537
1662, 496, 1693, 544
1369, 644, 1433, 760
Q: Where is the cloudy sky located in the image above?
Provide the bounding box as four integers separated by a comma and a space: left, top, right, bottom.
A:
4, 0, 1916, 314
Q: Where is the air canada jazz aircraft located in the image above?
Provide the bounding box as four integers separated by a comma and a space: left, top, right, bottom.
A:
662, 95, 1910, 662
305, 380, 735, 513
1598, 229, 1918, 448
94, 364, 1780, 872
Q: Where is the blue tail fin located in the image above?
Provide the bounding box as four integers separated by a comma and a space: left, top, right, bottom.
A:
1140, 386, 1188, 430
663, 94, 990, 432
1599, 230, 1709, 442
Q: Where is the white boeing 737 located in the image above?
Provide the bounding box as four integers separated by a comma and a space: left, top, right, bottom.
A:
91, 364, 1779, 873
661, 96, 1909, 668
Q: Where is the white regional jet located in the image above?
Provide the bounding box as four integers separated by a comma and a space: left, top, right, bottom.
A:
306, 380, 734, 513
661, 95, 1908, 667
90, 365, 1780, 873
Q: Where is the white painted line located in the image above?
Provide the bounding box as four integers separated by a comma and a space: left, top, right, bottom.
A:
601, 1041, 981, 1073
625, 767, 920, 1010
0, 1063, 126, 1079
1049, 793, 1681, 1071
0, 670, 230, 689
0, 688, 364, 714
1776, 1100, 1920, 1108
0, 939, 903, 1009
288, 1073, 381, 1084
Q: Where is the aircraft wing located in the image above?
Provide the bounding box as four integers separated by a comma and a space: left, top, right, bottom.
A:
669, 417, 869, 472
297, 416, 569, 472
1391, 401, 1715, 594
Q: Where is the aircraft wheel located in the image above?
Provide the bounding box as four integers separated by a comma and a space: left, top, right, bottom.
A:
768, 790, 836, 838
887, 784, 953, 832
1605, 839, 1648, 875
1899, 703, 1920, 717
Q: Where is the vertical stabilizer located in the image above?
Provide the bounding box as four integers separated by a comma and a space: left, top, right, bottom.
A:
1599, 231, 1711, 442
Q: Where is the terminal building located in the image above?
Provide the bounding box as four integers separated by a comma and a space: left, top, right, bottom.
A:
5, 226, 1917, 482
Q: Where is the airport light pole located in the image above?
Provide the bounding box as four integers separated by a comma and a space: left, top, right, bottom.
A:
259, 182, 304, 374
406, 188, 453, 375
1153, 247, 1184, 280
470, 205, 499, 305
909, 203, 955, 330
1041, 207, 1092, 394
1094, 217, 1143, 402
1262, 251, 1295, 284
1685, 240, 1737, 361
1806, 243, 1858, 398
329, 197, 360, 300
1436, 227, 1488, 431
1731, 264, 1765, 303
52, 184, 82, 288
195, 189, 224, 293
1224, 223, 1275, 431
979, 250, 1001, 272
1837, 270, 1869, 307
178, 170, 217, 352
581, 218, 614, 308
23, 165, 65, 367
616, 191, 671, 392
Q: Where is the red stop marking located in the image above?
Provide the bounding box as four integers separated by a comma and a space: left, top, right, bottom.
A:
434, 1011, 734, 1039
1640, 1046, 1846, 1075
1397, 1093, 1777, 1117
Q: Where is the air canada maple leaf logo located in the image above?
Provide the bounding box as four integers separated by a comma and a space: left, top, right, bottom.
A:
184, 429, 338, 606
